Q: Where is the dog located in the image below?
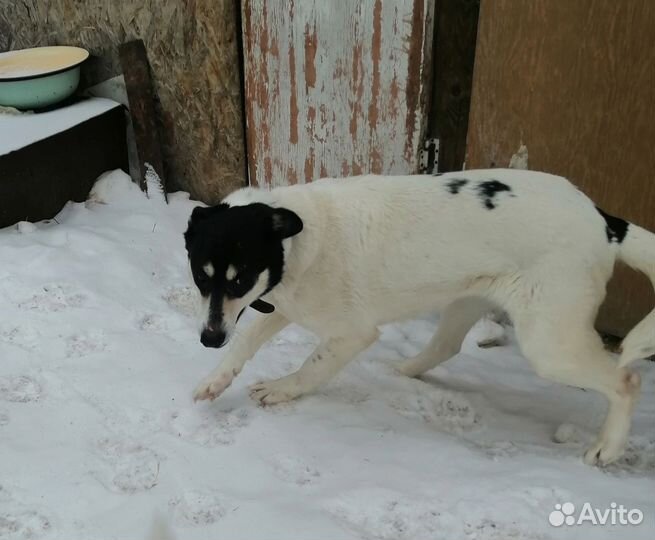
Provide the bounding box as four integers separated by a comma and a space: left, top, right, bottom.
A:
184, 169, 654, 466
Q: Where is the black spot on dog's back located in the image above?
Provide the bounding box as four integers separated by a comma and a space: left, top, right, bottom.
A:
596, 206, 629, 243
477, 180, 512, 210
445, 178, 468, 194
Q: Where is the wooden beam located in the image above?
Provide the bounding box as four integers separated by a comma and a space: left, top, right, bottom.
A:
119, 39, 167, 198
234, 0, 251, 186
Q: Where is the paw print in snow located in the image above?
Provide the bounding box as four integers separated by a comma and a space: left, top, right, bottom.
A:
66, 331, 107, 357
0, 376, 42, 403
164, 286, 197, 318
269, 453, 322, 486
465, 518, 550, 539
138, 313, 169, 333
0, 510, 51, 540
0, 325, 40, 350
478, 440, 520, 460
19, 284, 86, 312
169, 490, 226, 527
169, 407, 250, 447
613, 436, 655, 473
326, 492, 443, 540
94, 438, 162, 494
0, 488, 52, 540
389, 387, 480, 434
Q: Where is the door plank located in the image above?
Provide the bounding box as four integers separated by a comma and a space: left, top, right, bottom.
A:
467, 0, 655, 336
242, 0, 434, 187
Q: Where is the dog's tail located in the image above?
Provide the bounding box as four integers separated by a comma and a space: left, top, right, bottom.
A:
616, 223, 655, 367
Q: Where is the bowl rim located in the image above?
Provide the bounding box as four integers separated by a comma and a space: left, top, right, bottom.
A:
0, 46, 89, 82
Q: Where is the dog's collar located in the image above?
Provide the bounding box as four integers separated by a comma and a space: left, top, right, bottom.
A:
250, 298, 275, 313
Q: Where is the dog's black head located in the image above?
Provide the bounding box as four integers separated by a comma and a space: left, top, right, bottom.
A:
184, 202, 302, 348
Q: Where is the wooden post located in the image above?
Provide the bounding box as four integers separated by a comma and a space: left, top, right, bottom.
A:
428, 0, 480, 172
119, 39, 167, 198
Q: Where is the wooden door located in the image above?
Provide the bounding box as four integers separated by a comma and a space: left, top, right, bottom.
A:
467, 0, 655, 337
241, 0, 434, 188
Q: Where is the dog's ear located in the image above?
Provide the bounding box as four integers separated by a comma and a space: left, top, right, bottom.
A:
184, 204, 228, 252
271, 208, 303, 239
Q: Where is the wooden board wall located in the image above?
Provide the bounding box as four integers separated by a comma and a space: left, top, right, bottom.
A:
467, 0, 655, 337
0, 0, 246, 203
242, 0, 434, 187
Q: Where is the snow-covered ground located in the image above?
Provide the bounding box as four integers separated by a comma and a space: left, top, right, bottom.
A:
0, 171, 653, 540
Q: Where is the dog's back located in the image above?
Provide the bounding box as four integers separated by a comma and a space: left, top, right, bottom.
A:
259, 170, 614, 327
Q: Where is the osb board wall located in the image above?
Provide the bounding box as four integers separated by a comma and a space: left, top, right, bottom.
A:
467, 0, 655, 337
0, 0, 246, 203
242, 0, 434, 187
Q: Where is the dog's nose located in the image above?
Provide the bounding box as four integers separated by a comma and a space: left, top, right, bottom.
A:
200, 328, 227, 348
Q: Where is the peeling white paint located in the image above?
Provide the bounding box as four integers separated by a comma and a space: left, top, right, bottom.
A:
243, 1, 434, 187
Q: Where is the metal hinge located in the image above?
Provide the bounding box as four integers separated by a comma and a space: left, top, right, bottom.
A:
418, 137, 439, 174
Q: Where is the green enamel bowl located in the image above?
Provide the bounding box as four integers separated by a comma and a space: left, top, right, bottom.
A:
0, 46, 89, 109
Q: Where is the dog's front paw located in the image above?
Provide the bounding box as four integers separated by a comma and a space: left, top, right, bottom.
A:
249, 378, 301, 405
583, 437, 624, 467
193, 372, 234, 402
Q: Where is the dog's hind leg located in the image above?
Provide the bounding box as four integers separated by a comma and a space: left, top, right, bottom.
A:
250, 330, 378, 405
397, 297, 489, 377
193, 312, 289, 402
509, 286, 641, 466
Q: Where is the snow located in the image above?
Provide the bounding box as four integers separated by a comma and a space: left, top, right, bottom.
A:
0, 97, 120, 156
144, 163, 167, 203
0, 170, 653, 540
509, 144, 529, 170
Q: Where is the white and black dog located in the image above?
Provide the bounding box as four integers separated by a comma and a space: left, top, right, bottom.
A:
184, 169, 654, 466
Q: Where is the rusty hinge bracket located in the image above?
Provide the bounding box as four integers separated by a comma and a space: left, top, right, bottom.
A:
419, 137, 439, 174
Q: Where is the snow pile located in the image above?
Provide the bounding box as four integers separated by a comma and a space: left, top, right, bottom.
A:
0, 170, 653, 540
